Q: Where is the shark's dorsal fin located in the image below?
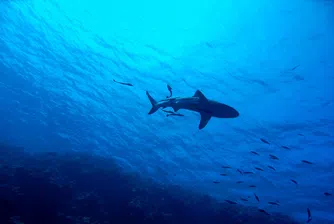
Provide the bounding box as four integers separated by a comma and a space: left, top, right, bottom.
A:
193, 90, 208, 102
199, 112, 212, 129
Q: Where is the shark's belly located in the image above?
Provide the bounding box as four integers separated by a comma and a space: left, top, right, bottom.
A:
189, 103, 239, 118
171, 99, 239, 118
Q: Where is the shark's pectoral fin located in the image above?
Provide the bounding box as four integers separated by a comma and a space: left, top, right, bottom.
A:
193, 90, 209, 102
199, 112, 212, 129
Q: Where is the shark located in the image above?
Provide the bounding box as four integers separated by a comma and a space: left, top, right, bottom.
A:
146, 90, 239, 129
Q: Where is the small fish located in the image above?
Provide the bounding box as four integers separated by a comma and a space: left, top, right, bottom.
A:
254, 193, 260, 202
260, 138, 270, 145
225, 200, 237, 204
166, 84, 173, 98
269, 154, 279, 160
268, 201, 279, 206
258, 209, 270, 215
243, 171, 254, 174
166, 113, 184, 117
222, 165, 231, 169
324, 192, 332, 196
255, 167, 264, 171
250, 151, 259, 155
236, 181, 244, 184
281, 146, 290, 150
213, 181, 220, 184
220, 173, 228, 176
240, 197, 248, 201
290, 64, 300, 71
290, 179, 298, 185
249, 185, 256, 188
307, 208, 312, 223
267, 165, 276, 171
298, 133, 305, 136
237, 169, 243, 175
162, 109, 174, 114
113, 79, 133, 86
301, 160, 313, 165
206, 42, 213, 48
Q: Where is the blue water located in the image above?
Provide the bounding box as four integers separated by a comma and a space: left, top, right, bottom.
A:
0, 0, 334, 223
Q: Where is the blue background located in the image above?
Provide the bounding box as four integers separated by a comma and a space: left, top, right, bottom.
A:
0, 0, 333, 223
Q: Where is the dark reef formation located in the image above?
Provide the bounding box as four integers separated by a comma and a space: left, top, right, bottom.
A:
0, 143, 299, 224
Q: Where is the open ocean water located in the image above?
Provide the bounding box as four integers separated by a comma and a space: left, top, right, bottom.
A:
0, 0, 334, 223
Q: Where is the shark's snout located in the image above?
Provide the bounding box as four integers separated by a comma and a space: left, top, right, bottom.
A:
230, 107, 239, 118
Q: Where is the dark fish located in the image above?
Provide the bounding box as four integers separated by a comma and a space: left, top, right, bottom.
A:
162, 109, 174, 114
222, 166, 231, 169
301, 160, 313, 165
243, 171, 254, 174
268, 201, 280, 206
213, 181, 220, 184
281, 146, 290, 150
254, 193, 260, 202
255, 167, 264, 171
291, 179, 298, 185
267, 165, 276, 171
237, 169, 243, 175
307, 208, 312, 223
290, 64, 300, 71
220, 173, 228, 176
250, 151, 259, 155
166, 84, 172, 98
225, 200, 237, 204
166, 113, 184, 117
249, 185, 256, 188
260, 138, 270, 144
236, 181, 244, 184
269, 154, 279, 160
113, 79, 133, 86
206, 42, 213, 48
258, 209, 270, 215
324, 192, 332, 196
240, 197, 248, 201
298, 133, 304, 136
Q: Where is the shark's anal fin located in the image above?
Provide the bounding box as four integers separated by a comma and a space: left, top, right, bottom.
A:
193, 90, 208, 102
199, 112, 212, 129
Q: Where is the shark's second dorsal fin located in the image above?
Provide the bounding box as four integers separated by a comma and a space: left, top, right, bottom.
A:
193, 90, 208, 102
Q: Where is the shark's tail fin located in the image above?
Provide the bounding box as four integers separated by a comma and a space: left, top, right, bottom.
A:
146, 91, 159, 114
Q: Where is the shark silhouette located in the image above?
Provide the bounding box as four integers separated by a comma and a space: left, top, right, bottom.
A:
146, 90, 239, 129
